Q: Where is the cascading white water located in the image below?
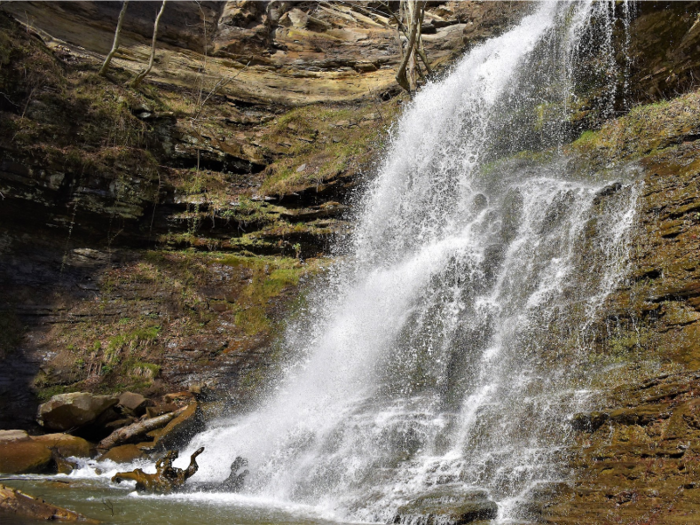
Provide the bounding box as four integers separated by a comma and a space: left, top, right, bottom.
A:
186, 2, 638, 523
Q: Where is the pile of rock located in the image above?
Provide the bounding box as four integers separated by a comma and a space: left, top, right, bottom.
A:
0, 389, 204, 475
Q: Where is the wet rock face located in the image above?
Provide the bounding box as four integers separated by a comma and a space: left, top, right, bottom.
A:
391, 486, 498, 525
543, 372, 700, 524
542, 88, 700, 525
627, 1, 700, 104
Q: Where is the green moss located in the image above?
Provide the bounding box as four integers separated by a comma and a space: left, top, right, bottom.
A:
568, 90, 700, 166
131, 362, 161, 379
35, 385, 72, 401
256, 101, 400, 195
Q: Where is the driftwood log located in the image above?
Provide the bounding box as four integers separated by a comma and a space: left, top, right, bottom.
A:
98, 406, 187, 450
111, 447, 204, 493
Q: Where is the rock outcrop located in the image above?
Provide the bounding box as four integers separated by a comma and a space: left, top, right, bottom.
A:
0, 483, 99, 523
537, 82, 700, 525
543, 373, 700, 524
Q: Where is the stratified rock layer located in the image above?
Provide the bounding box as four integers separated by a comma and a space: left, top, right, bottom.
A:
539, 87, 700, 525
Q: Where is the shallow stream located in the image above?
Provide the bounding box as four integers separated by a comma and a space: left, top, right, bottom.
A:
1, 476, 361, 525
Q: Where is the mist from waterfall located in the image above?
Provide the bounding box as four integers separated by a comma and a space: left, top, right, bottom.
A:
187, 2, 638, 522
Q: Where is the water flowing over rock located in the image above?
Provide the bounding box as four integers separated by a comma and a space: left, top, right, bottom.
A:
185, 2, 640, 522
391, 486, 498, 524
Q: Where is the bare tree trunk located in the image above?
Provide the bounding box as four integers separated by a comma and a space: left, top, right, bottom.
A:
99, 0, 129, 76
396, 0, 421, 94
130, 0, 167, 88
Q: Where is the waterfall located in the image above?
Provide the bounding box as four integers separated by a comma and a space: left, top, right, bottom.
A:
188, 2, 638, 522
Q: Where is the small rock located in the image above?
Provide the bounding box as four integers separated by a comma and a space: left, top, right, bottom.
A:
0, 440, 52, 474
98, 444, 147, 464
296, 163, 307, 173
54, 454, 78, 475
32, 434, 92, 458
280, 8, 308, 29
118, 392, 148, 417
355, 61, 378, 73
38, 392, 119, 432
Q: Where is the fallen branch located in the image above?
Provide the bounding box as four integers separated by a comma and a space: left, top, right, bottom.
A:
98, 405, 186, 450
112, 447, 204, 493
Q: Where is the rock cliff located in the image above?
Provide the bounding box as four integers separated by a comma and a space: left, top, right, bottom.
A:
3, 2, 700, 522
0, 1, 533, 429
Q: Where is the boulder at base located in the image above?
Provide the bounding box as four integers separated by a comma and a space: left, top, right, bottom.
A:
32, 433, 93, 458
0, 430, 92, 474
0, 484, 99, 523
0, 439, 52, 474
391, 485, 498, 525
38, 392, 119, 432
